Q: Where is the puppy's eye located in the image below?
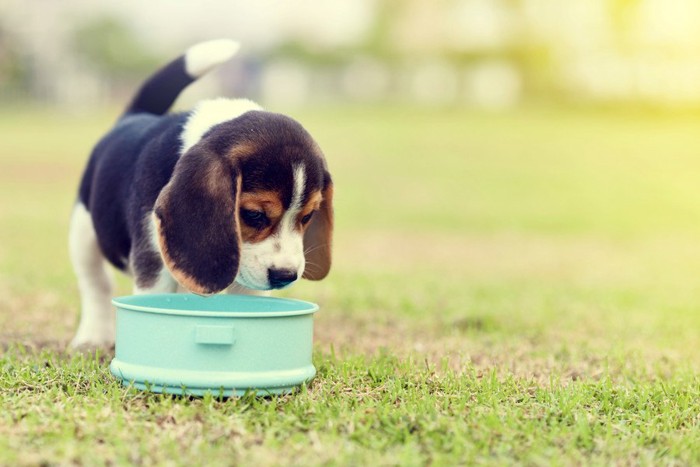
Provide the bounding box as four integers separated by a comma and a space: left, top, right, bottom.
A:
301, 212, 314, 225
240, 209, 269, 229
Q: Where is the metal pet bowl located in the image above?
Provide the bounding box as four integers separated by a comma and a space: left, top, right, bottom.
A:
109, 294, 318, 396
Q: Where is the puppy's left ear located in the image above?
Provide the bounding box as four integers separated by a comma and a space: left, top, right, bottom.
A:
153, 144, 242, 295
303, 172, 334, 280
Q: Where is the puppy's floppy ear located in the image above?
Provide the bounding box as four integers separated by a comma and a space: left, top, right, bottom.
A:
153, 143, 242, 295
303, 172, 334, 281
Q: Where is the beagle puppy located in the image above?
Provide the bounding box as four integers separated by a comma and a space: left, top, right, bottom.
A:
69, 39, 333, 348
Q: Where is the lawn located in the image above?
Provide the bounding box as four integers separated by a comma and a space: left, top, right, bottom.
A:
1, 104, 700, 465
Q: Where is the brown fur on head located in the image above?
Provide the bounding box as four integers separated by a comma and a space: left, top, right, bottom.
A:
154, 110, 333, 295
302, 184, 333, 280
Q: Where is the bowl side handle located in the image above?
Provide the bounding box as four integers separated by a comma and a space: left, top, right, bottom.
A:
194, 325, 236, 345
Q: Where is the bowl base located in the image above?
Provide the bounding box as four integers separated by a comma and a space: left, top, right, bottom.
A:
110, 359, 316, 397
121, 380, 304, 397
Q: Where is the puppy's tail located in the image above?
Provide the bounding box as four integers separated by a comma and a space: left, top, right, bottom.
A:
123, 39, 240, 116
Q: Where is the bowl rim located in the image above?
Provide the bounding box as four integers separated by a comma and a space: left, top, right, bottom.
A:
112, 293, 319, 318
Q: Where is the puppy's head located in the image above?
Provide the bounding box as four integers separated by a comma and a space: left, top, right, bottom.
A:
153, 111, 333, 295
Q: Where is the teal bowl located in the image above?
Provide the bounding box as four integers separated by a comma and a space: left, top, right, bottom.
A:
109, 294, 318, 397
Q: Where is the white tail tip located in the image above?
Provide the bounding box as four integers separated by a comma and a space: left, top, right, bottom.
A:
185, 39, 240, 78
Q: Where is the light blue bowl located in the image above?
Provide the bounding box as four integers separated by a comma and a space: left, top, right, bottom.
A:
109, 294, 318, 397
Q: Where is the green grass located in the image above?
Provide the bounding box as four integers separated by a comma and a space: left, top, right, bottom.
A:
2, 105, 700, 464
2, 348, 698, 465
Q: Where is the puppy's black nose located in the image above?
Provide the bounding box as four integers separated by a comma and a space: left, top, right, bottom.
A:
268, 268, 298, 289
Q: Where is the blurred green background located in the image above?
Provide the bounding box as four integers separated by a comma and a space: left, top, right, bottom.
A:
3, 0, 700, 110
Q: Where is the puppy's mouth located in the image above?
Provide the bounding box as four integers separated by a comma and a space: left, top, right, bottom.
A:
235, 271, 298, 291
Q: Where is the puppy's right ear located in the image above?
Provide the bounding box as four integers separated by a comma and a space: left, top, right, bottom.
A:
153, 144, 242, 295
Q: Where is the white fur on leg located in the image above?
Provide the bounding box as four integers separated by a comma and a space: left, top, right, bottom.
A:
69, 203, 116, 349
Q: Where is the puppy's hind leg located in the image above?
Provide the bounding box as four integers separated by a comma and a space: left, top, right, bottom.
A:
69, 203, 115, 350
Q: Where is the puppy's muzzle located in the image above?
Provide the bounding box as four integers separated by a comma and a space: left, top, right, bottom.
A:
268, 268, 298, 289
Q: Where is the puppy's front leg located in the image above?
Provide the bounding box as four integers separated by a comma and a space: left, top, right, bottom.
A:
132, 262, 178, 295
